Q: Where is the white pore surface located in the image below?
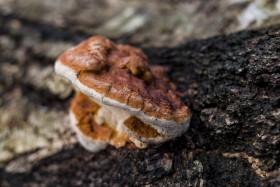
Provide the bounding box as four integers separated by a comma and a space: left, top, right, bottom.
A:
55, 60, 190, 142
69, 112, 107, 152
94, 100, 130, 133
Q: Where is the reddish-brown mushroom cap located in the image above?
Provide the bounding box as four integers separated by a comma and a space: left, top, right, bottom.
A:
55, 35, 191, 148
56, 36, 191, 122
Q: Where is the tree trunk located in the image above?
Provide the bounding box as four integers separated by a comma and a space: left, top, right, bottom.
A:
1, 17, 279, 186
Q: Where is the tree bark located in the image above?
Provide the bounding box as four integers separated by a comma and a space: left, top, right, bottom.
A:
1, 19, 279, 186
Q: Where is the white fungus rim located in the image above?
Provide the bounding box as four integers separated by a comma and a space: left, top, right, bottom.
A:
55, 60, 190, 139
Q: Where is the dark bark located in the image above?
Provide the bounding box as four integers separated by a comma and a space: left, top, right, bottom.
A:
1, 19, 279, 186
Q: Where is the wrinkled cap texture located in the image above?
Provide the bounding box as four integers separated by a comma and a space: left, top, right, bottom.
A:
56, 35, 191, 124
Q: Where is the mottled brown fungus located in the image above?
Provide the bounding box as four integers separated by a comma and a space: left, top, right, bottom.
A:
55, 35, 191, 152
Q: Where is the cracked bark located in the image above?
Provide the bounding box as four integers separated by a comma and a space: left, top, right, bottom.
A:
1, 21, 279, 186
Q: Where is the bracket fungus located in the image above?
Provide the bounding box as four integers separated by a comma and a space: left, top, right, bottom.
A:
55, 36, 192, 152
